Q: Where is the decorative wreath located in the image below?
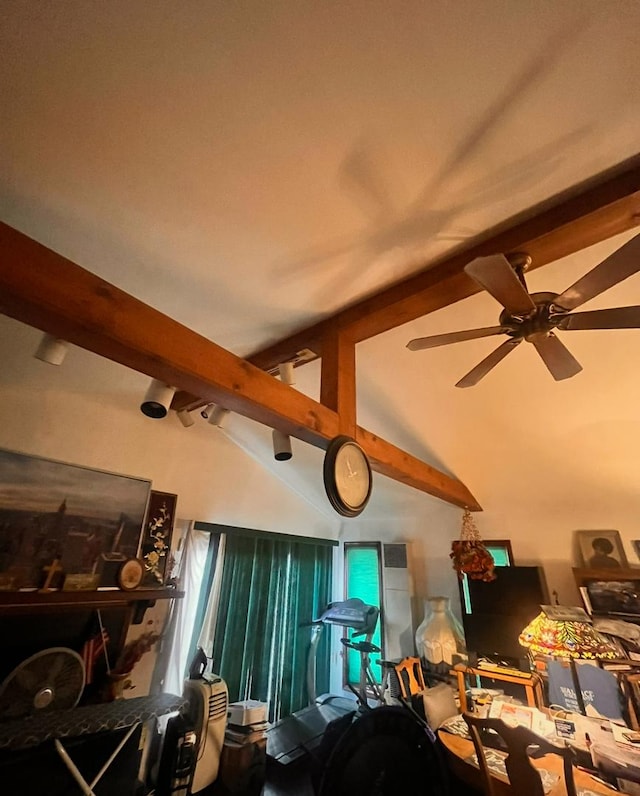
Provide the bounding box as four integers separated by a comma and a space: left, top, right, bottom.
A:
450, 509, 496, 582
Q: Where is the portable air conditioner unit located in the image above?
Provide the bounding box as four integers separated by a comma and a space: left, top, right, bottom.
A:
182, 674, 228, 794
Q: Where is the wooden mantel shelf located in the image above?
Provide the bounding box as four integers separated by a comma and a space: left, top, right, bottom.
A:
573, 567, 640, 584
0, 587, 184, 614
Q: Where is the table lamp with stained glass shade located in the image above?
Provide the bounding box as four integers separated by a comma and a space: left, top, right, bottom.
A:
519, 605, 618, 714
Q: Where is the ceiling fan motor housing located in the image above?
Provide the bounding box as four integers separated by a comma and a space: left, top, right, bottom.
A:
499, 291, 563, 341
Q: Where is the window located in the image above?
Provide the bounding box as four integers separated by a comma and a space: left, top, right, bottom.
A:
343, 542, 384, 689
460, 540, 513, 613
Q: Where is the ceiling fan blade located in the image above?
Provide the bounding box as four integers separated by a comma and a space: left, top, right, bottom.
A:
407, 326, 509, 351
555, 305, 640, 331
554, 232, 640, 311
530, 332, 582, 381
455, 338, 521, 388
465, 255, 536, 315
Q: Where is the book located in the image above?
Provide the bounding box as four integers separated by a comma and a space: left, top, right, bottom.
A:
227, 721, 269, 734
225, 728, 267, 745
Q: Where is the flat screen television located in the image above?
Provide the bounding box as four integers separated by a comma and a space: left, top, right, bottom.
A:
460, 565, 549, 669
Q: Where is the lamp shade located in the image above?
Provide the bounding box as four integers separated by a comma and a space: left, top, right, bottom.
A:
519, 612, 617, 660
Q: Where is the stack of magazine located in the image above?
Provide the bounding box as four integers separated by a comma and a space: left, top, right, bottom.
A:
225, 718, 269, 746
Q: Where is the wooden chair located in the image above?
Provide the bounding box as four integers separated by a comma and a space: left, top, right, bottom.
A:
463, 712, 578, 796
392, 656, 426, 699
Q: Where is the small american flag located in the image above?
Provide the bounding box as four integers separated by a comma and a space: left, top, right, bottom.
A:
81, 613, 110, 685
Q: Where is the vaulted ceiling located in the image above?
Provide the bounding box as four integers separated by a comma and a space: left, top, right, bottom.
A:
2, 1, 640, 521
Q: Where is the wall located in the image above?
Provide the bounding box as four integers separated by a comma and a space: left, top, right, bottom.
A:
0, 318, 338, 695
0, 319, 335, 536
2, 315, 632, 701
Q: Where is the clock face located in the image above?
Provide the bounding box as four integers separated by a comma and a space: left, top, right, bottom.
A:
323, 436, 372, 517
118, 558, 143, 591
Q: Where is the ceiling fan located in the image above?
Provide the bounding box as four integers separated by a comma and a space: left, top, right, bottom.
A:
407, 233, 640, 387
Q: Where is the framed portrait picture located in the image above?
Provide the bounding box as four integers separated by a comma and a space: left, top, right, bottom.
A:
0, 447, 150, 589
577, 530, 628, 570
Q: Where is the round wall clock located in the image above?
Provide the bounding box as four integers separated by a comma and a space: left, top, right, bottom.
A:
117, 558, 144, 591
323, 435, 373, 517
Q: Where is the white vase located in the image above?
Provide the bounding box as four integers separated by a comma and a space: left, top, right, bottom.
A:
415, 596, 466, 674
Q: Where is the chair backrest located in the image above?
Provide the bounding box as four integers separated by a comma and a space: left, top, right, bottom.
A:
463, 712, 577, 796
393, 656, 426, 699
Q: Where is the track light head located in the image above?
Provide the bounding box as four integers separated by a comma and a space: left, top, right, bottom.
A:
34, 334, 69, 366
176, 409, 195, 428
140, 379, 176, 419
272, 429, 292, 461
208, 406, 230, 427
200, 403, 215, 419
278, 362, 295, 385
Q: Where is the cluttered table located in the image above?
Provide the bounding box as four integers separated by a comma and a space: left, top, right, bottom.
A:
438, 727, 617, 796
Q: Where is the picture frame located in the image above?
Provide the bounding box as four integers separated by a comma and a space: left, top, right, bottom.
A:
0, 447, 151, 589
140, 490, 177, 586
576, 530, 628, 570
632, 540, 640, 562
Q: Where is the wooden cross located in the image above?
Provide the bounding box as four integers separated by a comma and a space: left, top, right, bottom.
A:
40, 558, 63, 591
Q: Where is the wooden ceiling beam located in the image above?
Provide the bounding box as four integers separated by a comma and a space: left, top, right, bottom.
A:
0, 221, 480, 510
355, 428, 473, 509
248, 154, 640, 372
320, 328, 357, 438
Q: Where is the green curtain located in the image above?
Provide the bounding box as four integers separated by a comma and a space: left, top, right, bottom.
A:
212, 533, 333, 722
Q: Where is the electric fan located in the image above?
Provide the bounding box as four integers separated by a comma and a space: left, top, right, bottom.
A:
0, 647, 85, 721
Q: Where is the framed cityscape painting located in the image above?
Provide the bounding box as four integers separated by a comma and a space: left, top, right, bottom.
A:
0, 447, 151, 589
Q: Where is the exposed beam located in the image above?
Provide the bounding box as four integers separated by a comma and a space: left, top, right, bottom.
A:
355, 428, 474, 510
0, 221, 480, 510
320, 328, 357, 437
248, 154, 640, 372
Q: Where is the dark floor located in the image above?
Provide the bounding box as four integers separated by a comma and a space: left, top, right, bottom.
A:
261, 754, 481, 796
263, 757, 314, 795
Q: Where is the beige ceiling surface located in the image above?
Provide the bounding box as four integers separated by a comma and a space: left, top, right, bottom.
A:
2, 1, 640, 519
